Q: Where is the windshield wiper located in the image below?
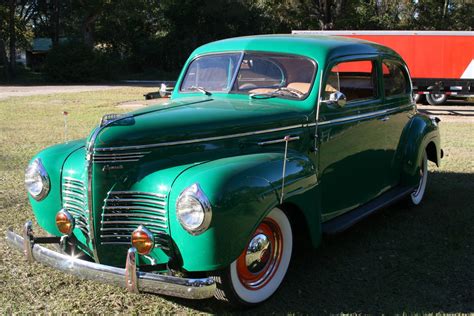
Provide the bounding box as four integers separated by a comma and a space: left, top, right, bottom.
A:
189, 86, 212, 96
250, 87, 304, 99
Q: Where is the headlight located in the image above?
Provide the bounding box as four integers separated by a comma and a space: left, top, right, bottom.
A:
176, 183, 212, 235
25, 158, 50, 201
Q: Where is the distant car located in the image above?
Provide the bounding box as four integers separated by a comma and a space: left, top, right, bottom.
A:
7, 35, 442, 307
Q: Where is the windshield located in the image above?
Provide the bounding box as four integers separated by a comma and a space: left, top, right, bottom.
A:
180, 52, 316, 100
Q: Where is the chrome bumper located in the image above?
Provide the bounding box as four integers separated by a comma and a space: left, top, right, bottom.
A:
5, 222, 216, 300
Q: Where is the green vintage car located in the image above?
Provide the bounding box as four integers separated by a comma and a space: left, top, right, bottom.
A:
7, 35, 442, 306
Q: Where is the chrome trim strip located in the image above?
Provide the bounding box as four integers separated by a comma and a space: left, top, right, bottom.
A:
103, 206, 166, 214
102, 213, 167, 221
63, 183, 85, 191
6, 226, 216, 299
63, 177, 85, 184
101, 241, 132, 245
101, 221, 168, 229
317, 105, 413, 126
63, 197, 86, 206
77, 226, 89, 235
65, 208, 88, 217
65, 208, 87, 217
100, 234, 134, 238
62, 190, 85, 199
280, 136, 290, 204
100, 234, 168, 242
67, 213, 88, 225
108, 191, 167, 199
93, 155, 145, 160
93, 151, 150, 157
258, 136, 300, 146
100, 227, 167, 233
93, 159, 140, 163
105, 198, 165, 206
94, 124, 305, 152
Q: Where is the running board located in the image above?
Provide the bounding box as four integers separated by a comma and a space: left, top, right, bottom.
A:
322, 186, 415, 234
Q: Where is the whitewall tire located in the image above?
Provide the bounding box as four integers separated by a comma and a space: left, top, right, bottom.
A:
410, 151, 428, 205
213, 207, 293, 306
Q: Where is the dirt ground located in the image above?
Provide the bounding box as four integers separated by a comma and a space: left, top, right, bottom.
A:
0, 83, 166, 100
417, 102, 474, 123
1, 84, 472, 122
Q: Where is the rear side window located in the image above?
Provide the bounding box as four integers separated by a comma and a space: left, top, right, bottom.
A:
382, 60, 410, 97
325, 60, 377, 103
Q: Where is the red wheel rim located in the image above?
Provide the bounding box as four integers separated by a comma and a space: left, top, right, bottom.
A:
236, 217, 284, 290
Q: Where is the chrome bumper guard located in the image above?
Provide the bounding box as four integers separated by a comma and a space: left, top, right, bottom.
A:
5, 222, 216, 300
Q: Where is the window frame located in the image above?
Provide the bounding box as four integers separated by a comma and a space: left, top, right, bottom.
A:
179, 51, 244, 93
178, 51, 318, 101
381, 59, 411, 99
322, 55, 381, 106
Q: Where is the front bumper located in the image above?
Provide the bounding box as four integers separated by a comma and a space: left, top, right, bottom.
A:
5, 222, 216, 300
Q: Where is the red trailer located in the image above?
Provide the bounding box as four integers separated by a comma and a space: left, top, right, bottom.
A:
292, 30, 474, 105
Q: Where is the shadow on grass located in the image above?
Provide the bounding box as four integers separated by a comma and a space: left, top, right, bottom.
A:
168, 171, 474, 313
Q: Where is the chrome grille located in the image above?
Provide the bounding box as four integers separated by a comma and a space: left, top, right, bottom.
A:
100, 191, 169, 249
92, 151, 150, 164
62, 177, 89, 236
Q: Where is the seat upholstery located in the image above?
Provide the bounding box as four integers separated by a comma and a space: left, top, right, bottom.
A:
287, 82, 311, 94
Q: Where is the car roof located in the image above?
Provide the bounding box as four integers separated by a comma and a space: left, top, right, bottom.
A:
190, 34, 400, 62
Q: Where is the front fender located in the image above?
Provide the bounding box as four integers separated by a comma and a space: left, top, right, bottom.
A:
168, 151, 318, 272
400, 113, 441, 186
29, 139, 85, 235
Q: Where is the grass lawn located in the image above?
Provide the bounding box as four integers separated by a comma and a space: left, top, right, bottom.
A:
0, 89, 473, 313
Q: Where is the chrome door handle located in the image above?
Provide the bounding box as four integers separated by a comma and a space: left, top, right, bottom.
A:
379, 116, 390, 122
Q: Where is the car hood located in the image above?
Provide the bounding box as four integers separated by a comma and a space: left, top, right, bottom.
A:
94, 96, 310, 149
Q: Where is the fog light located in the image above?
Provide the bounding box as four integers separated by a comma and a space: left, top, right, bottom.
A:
55, 210, 75, 235
131, 226, 154, 255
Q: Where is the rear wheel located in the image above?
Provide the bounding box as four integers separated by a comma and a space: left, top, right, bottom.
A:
426, 93, 447, 105
410, 151, 428, 205
213, 207, 293, 306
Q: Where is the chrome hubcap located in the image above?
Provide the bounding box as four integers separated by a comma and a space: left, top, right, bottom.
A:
245, 233, 271, 273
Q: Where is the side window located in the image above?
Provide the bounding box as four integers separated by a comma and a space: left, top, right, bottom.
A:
382, 60, 410, 97
325, 60, 377, 103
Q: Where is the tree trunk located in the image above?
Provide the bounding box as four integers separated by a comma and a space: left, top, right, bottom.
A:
82, 14, 98, 48
8, 0, 16, 78
0, 38, 9, 80
51, 0, 60, 48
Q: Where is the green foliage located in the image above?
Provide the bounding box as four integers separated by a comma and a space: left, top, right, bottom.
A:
1, 0, 473, 82
44, 42, 120, 82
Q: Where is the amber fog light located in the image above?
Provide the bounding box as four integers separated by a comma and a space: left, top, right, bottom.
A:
131, 226, 155, 255
55, 210, 75, 235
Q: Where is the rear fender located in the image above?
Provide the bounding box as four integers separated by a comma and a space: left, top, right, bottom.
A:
400, 114, 441, 186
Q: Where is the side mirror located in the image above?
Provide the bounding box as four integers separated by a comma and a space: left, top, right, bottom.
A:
328, 91, 347, 107
159, 83, 171, 98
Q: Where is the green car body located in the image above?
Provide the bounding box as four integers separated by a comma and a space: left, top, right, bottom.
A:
13, 35, 441, 304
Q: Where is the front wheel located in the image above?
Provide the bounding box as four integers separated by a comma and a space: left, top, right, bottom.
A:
213, 207, 293, 306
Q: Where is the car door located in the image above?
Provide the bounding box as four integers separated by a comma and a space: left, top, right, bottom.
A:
317, 57, 390, 221
379, 58, 414, 187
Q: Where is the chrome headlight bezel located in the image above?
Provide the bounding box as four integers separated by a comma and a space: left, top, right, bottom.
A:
25, 158, 50, 201
176, 183, 212, 235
